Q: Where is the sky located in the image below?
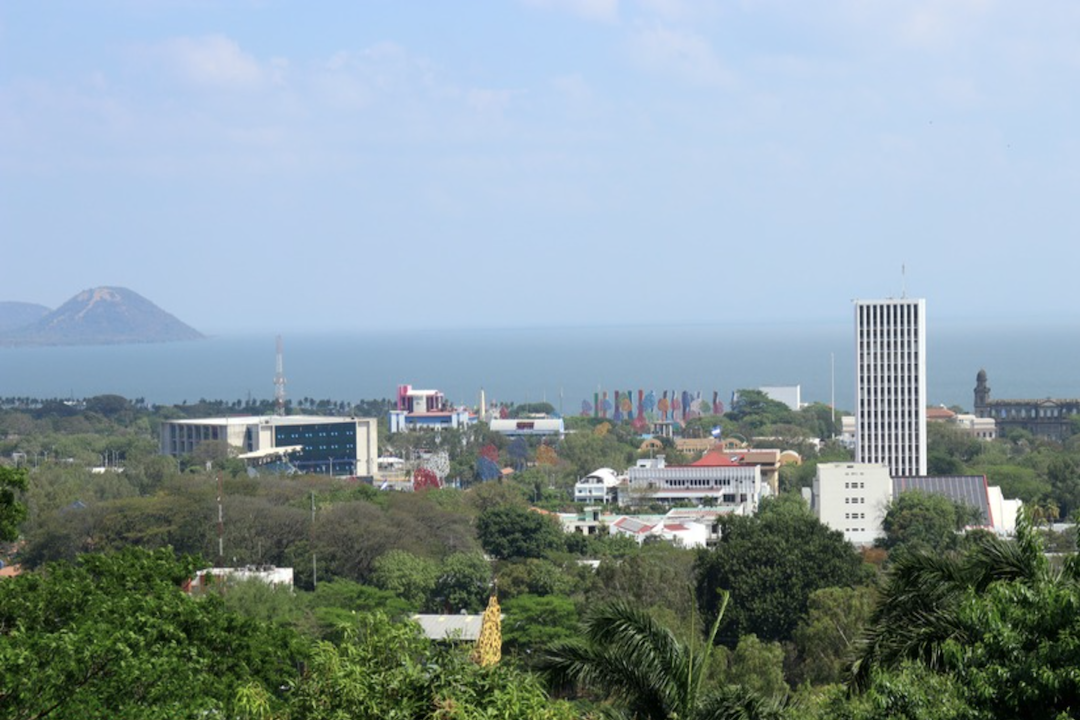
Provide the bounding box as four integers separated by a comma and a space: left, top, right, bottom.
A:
3, 1, 1080, 334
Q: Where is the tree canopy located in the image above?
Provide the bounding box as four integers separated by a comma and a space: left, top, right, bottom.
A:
696, 496, 867, 645
0, 465, 28, 542
876, 490, 979, 556
0, 547, 303, 719
846, 511, 1080, 719
476, 504, 564, 560
541, 596, 787, 720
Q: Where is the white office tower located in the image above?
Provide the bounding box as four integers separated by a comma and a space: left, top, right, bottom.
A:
854, 298, 927, 477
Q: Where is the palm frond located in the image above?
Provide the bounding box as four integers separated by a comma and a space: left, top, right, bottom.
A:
540, 597, 737, 720
965, 511, 1046, 588
696, 684, 790, 720
849, 550, 971, 690
849, 511, 1053, 691
542, 639, 671, 719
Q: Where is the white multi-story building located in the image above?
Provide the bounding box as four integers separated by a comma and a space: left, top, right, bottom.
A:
812, 462, 894, 546
388, 384, 472, 433
159, 415, 378, 477
855, 298, 927, 477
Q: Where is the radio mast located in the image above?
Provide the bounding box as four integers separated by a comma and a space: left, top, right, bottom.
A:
274, 335, 287, 416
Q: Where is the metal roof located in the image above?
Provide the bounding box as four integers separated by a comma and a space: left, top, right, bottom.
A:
411, 614, 487, 641
892, 475, 991, 526
613, 517, 655, 534
166, 415, 370, 427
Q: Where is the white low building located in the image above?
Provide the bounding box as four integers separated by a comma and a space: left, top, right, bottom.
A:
759, 385, 802, 411
185, 566, 294, 594
574, 467, 622, 504
619, 451, 765, 513
987, 485, 1023, 534
555, 507, 727, 549
609, 515, 711, 549
952, 413, 998, 441
489, 417, 565, 437
838, 416, 857, 450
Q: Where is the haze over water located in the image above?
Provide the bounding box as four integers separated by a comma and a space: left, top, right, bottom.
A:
2, 322, 1077, 414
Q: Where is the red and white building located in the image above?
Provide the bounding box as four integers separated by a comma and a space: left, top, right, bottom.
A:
619, 449, 767, 512
388, 385, 472, 433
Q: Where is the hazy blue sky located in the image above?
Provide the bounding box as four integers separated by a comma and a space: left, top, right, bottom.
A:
3, 1, 1079, 334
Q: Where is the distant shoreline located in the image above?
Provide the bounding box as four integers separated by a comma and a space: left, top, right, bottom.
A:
0, 326, 1076, 412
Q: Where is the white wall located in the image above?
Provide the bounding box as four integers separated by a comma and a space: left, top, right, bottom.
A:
814, 462, 893, 545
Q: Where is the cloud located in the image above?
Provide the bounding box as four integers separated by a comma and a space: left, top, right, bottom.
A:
898, 2, 990, 49
551, 73, 593, 103
160, 35, 266, 88
628, 23, 732, 86
634, 0, 712, 22
521, 0, 619, 22
467, 88, 514, 116
311, 42, 444, 112
809, 0, 995, 51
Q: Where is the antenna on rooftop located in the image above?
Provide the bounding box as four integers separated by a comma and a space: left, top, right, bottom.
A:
901, 264, 907, 299
274, 335, 287, 416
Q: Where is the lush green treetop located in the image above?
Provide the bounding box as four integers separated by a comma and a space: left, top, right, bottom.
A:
0, 547, 303, 719
696, 495, 868, 646
0, 465, 28, 542
877, 490, 980, 556
541, 595, 788, 720
477, 504, 564, 561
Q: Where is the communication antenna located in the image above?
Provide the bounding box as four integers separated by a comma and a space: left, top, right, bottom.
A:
274, 335, 287, 416
901, 264, 907, 299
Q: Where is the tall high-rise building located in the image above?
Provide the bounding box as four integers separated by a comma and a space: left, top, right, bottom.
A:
854, 298, 927, 476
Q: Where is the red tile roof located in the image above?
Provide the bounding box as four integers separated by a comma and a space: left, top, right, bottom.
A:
689, 449, 744, 467
0, 564, 23, 578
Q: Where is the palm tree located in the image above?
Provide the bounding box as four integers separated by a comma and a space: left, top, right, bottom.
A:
848, 507, 1070, 690
539, 593, 786, 720
1036, 499, 1060, 527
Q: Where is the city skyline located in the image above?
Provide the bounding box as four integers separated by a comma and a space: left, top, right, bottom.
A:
4, 3, 1080, 333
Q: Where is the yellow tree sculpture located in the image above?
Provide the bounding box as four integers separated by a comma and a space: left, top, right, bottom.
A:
471, 593, 502, 667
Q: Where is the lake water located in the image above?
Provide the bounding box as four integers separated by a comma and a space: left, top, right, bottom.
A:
1, 322, 1078, 413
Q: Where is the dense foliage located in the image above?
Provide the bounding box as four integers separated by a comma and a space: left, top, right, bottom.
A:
695, 495, 868, 645
477, 504, 565, 560
0, 548, 303, 719
541, 595, 786, 720
0, 466, 27, 541
877, 490, 981, 555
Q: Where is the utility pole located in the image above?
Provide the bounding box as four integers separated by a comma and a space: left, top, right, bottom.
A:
311, 490, 317, 590
217, 472, 224, 564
